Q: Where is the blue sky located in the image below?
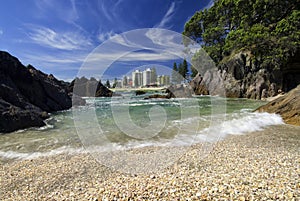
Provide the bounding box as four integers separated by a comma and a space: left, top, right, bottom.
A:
0, 0, 214, 81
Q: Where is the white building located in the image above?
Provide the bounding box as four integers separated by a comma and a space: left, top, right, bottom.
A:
142, 68, 151, 86
132, 70, 142, 87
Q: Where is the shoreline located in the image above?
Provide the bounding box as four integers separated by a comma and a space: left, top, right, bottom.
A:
1, 124, 299, 200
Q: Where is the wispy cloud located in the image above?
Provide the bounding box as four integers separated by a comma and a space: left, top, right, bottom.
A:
91, 51, 177, 62
98, 0, 114, 22
27, 25, 93, 50
0, 29, 3, 35
24, 53, 86, 65
97, 31, 116, 42
155, 2, 176, 28
35, 0, 79, 23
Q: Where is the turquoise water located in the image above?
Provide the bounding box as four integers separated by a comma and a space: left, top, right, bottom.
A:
0, 92, 283, 162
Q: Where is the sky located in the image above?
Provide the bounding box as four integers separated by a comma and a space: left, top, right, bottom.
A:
0, 0, 214, 81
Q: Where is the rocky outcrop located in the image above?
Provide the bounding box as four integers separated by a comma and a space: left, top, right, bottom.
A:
0, 51, 72, 133
69, 77, 113, 97
166, 84, 193, 98
145, 84, 193, 99
189, 73, 209, 95
191, 51, 300, 99
144, 94, 169, 99
135, 90, 146, 96
256, 85, 300, 126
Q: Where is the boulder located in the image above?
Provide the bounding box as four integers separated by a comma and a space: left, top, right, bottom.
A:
0, 51, 72, 133
145, 84, 193, 99
256, 84, 300, 126
166, 84, 193, 98
135, 90, 146, 96
0, 99, 48, 133
69, 77, 113, 97
189, 73, 209, 95
144, 94, 169, 99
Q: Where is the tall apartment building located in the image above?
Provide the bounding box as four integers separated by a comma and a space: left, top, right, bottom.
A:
142, 68, 151, 86
132, 70, 142, 87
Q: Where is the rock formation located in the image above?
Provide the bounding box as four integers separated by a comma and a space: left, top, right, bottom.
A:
0, 51, 72, 133
144, 84, 193, 99
68, 77, 113, 97
256, 85, 300, 126
191, 51, 300, 99
166, 84, 193, 98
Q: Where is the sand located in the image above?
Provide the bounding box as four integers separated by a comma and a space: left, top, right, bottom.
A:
1, 124, 299, 200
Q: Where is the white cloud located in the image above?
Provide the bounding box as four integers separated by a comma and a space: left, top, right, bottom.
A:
99, 1, 113, 22
25, 53, 86, 65
35, 0, 79, 23
155, 2, 176, 28
145, 29, 181, 49
97, 31, 116, 42
27, 26, 92, 50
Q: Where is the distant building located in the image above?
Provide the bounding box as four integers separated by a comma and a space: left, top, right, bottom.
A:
143, 68, 151, 86
116, 80, 122, 88
157, 75, 170, 86
122, 76, 130, 88
132, 70, 142, 87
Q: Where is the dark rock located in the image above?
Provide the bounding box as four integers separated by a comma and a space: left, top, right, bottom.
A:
191, 70, 241, 98
282, 51, 300, 92
166, 84, 193, 98
135, 90, 146, 96
0, 99, 48, 133
69, 77, 113, 97
95, 82, 113, 97
256, 84, 300, 126
0, 51, 72, 133
189, 73, 209, 95
144, 94, 169, 99
72, 94, 86, 106
144, 84, 193, 99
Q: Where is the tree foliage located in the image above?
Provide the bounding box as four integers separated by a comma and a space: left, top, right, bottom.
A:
172, 59, 190, 83
172, 62, 180, 84
105, 79, 111, 88
183, 0, 300, 70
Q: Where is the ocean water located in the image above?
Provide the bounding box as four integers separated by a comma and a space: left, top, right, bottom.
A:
0, 92, 284, 163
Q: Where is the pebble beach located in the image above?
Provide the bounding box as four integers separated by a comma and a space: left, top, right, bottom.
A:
1, 124, 299, 200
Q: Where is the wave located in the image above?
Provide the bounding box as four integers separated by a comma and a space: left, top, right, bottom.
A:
0, 146, 85, 161
196, 112, 284, 142
0, 111, 284, 161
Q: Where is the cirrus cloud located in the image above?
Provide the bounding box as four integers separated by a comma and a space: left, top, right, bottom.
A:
27, 25, 93, 50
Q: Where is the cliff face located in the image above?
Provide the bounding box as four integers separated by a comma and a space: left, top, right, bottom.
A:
256, 84, 300, 126
191, 51, 300, 99
0, 51, 72, 133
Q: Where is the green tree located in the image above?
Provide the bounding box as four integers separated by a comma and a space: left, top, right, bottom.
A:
183, 0, 300, 70
191, 66, 198, 78
105, 80, 111, 88
172, 62, 179, 84
182, 59, 188, 79
112, 78, 117, 88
